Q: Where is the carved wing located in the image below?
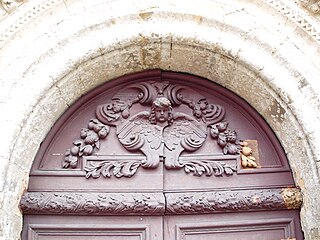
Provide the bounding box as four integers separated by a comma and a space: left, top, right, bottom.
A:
116, 111, 163, 168
163, 113, 207, 151
163, 113, 207, 168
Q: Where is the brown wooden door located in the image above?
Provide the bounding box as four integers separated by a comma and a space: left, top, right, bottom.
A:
21, 70, 303, 240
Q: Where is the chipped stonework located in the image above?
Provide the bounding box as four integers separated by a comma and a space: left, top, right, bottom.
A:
300, 0, 320, 14
268, 99, 286, 124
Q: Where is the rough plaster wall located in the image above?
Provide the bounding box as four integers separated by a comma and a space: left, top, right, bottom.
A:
0, 0, 320, 239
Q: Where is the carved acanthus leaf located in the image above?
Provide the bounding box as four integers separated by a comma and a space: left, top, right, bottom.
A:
84, 160, 142, 178
181, 160, 236, 177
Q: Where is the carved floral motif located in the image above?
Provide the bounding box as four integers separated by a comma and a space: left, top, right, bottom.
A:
63, 81, 242, 178
20, 192, 165, 215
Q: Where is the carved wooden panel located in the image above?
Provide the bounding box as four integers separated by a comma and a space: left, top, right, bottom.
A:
22, 71, 303, 239
164, 211, 303, 240
27, 224, 147, 240
175, 221, 292, 240
28, 70, 293, 192
22, 215, 163, 240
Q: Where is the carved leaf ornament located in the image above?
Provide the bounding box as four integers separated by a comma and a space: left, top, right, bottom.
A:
63, 81, 257, 178
19, 188, 302, 215
84, 160, 142, 178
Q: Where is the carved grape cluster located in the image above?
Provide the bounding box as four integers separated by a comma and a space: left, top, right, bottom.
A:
63, 119, 110, 168
210, 121, 241, 155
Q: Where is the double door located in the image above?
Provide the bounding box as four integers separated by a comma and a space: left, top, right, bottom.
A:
23, 211, 302, 239
21, 71, 303, 239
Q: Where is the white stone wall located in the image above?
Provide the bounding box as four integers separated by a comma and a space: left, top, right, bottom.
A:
0, 0, 320, 239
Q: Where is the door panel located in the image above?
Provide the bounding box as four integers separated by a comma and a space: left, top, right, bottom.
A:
164, 211, 302, 240
23, 216, 163, 240
23, 213, 302, 240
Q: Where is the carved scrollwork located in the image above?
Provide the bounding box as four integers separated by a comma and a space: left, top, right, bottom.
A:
167, 84, 225, 125
96, 82, 161, 126
20, 192, 165, 215
63, 81, 245, 178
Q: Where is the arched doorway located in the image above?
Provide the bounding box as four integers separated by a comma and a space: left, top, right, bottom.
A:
20, 70, 303, 239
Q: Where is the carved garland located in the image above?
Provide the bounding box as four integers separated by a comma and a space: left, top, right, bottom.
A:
19, 188, 302, 215
63, 119, 110, 168
165, 188, 302, 214
63, 81, 259, 178
20, 192, 165, 215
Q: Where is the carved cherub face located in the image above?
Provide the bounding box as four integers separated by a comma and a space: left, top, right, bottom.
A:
150, 97, 173, 125
155, 106, 169, 123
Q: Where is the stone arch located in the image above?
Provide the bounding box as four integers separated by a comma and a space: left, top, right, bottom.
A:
0, 0, 320, 239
